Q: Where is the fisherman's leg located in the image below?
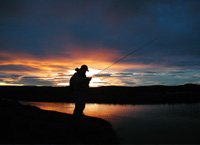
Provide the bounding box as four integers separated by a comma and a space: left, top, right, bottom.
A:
79, 96, 86, 111
73, 93, 85, 116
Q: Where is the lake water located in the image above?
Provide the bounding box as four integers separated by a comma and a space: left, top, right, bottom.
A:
21, 102, 200, 144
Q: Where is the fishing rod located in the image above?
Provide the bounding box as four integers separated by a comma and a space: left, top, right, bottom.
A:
94, 36, 160, 76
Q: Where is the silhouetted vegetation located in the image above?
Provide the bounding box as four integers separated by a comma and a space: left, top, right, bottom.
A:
0, 84, 200, 104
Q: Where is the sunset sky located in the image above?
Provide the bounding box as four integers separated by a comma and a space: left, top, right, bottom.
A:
0, 0, 200, 87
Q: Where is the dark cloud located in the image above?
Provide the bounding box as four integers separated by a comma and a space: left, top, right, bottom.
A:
11, 74, 22, 79
0, 0, 200, 86
0, 65, 39, 72
0, 74, 22, 79
122, 81, 136, 85
142, 74, 155, 77
7, 76, 53, 86
0, 55, 10, 61
0, 0, 26, 16
111, 73, 134, 77
95, 74, 111, 77
0, 75, 9, 79
177, 61, 200, 67
96, 73, 134, 78
22, 76, 40, 79
1, 0, 200, 60
106, 0, 152, 22
167, 70, 192, 74
143, 71, 157, 74
0, 73, 11, 78
114, 72, 133, 76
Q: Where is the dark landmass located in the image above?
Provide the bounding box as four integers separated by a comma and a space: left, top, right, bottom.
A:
0, 99, 119, 144
0, 84, 200, 104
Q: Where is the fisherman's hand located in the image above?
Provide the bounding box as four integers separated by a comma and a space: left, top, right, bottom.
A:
87, 77, 92, 81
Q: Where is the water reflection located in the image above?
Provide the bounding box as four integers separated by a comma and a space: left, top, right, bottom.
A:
21, 102, 200, 144
21, 102, 75, 114
21, 102, 149, 120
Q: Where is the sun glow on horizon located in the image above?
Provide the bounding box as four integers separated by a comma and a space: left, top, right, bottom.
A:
57, 83, 69, 86
90, 77, 105, 87
0, 82, 23, 86
1, 49, 197, 87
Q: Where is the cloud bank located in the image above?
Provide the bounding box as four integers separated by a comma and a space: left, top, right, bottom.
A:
0, 0, 200, 86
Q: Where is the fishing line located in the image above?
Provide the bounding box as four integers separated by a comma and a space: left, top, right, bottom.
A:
94, 36, 160, 76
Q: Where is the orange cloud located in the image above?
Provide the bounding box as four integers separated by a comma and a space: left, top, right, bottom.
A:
0, 49, 171, 86
0, 48, 160, 74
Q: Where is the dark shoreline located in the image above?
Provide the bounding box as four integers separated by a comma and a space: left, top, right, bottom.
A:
1, 84, 200, 104
0, 99, 119, 144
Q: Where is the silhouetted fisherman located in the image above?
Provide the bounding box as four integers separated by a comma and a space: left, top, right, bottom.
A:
70, 65, 91, 117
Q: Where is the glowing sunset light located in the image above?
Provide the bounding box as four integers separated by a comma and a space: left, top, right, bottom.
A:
0, 82, 23, 86
57, 83, 69, 86
0, 50, 199, 86
86, 68, 100, 77
90, 78, 105, 87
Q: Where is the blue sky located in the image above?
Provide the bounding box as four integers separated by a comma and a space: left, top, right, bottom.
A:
0, 0, 200, 86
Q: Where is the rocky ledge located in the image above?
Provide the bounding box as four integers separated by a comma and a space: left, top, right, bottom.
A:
0, 99, 119, 144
